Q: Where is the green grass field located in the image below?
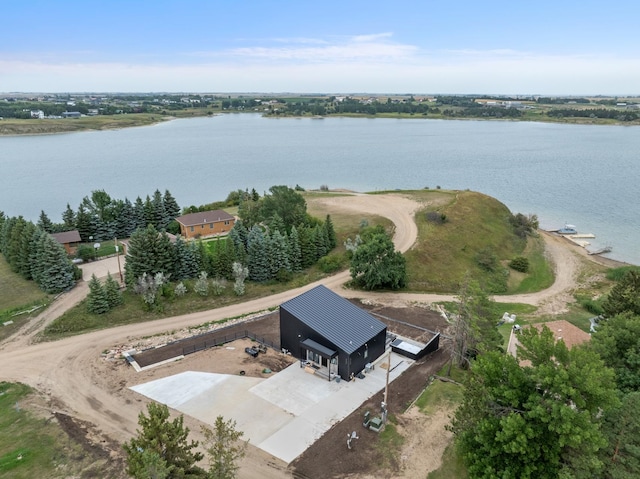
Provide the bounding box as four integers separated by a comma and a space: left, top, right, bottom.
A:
404, 190, 550, 294
0, 382, 119, 478
0, 258, 50, 342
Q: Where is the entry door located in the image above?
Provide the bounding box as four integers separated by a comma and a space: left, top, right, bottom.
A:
307, 350, 320, 365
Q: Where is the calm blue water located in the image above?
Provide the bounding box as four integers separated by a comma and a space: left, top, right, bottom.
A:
1, 114, 638, 264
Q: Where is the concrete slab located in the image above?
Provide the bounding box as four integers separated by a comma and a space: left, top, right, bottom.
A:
129, 351, 413, 464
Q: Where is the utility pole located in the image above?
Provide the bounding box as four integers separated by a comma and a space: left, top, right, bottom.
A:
115, 237, 123, 284
382, 350, 391, 425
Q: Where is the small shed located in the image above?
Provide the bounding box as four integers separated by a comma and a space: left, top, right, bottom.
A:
50, 230, 82, 255
280, 285, 387, 381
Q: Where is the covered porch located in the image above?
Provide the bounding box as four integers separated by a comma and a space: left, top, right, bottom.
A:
300, 338, 338, 381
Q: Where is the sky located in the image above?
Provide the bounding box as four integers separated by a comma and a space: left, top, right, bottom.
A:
2, 0, 639, 95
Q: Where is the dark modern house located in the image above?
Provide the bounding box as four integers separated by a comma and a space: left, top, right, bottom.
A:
280, 285, 387, 381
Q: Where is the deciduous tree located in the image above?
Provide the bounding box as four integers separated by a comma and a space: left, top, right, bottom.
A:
602, 270, 640, 317
349, 232, 406, 290
451, 326, 619, 479
591, 312, 640, 393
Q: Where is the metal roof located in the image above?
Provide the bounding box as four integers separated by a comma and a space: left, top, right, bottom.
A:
280, 285, 386, 354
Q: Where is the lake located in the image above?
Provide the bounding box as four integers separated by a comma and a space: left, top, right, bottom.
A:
1, 114, 638, 264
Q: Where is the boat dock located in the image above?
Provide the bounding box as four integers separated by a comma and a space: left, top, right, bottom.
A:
564, 235, 592, 247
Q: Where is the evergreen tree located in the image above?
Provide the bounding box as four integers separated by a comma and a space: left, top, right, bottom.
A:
62, 203, 76, 230
229, 220, 248, 251
104, 273, 123, 308
5, 216, 27, 272
288, 226, 302, 272
202, 417, 247, 479
0, 212, 8, 253
268, 229, 290, 277
113, 199, 132, 239
163, 189, 181, 221
18, 222, 38, 279
133, 197, 147, 231
123, 402, 204, 479
268, 213, 286, 236
298, 226, 316, 268
124, 225, 174, 287
29, 228, 47, 284
36, 233, 75, 293
195, 241, 214, 276
152, 189, 168, 230
313, 224, 329, 259
0, 216, 13, 255
325, 214, 337, 249
87, 274, 110, 314
247, 225, 270, 282
143, 195, 155, 229
174, 235, 199, 280
37, 210, 54, 233
75, 203, 93, 242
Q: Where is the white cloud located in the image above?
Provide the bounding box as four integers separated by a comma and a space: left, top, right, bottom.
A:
224, 32, 416, 63
2, 40, 640, 95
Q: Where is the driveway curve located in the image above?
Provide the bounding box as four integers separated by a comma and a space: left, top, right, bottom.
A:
0, 192, 580, 478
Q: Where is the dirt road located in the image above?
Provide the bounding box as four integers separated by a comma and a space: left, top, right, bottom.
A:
0, 192, 585, 478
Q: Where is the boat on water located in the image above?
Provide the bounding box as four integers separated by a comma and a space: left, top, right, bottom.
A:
557, 223, 578, 235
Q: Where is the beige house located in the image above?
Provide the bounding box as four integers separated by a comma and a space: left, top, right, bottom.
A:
175, 210, 235, 239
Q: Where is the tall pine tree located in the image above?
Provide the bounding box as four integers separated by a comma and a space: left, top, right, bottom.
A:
247, 225, 270, 282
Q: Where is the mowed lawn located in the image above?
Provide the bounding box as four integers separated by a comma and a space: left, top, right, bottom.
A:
0, 257, 49, 315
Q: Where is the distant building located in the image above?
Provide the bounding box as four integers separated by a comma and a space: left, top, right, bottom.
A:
50, 230, 82, 255
175, 210, 235, 239
62, 111, 82, 118
30, 110, 45, 119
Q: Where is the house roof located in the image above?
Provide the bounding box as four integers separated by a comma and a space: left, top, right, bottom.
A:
532, 320, 591, 349
280, 285, 386, 354
175, 210, 235, 227
51, 230, 81, 244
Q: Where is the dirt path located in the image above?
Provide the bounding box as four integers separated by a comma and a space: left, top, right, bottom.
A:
0, 192, 590, 478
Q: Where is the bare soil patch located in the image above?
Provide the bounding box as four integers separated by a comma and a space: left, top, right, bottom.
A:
98, 301, 451, 479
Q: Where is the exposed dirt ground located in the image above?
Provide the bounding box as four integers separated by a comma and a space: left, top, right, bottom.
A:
1, 192, 623, 479
102, 301, 451, 479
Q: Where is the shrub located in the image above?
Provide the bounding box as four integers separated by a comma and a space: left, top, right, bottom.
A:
509, 256, 530, 273
319, 184, 329, 191
318, 253, 345, 273
194, 271, 209, 296
475, 247, 499, 272
174, 282, 187, 297
579, 297, 604, 315
425, 211, 447, 224
210, 277, 227, 295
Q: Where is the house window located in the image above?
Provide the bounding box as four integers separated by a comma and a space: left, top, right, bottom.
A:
210, 223, 214, 229
364, 345, 368, 359
190, 226, 194, 232
224, 220, 230, 225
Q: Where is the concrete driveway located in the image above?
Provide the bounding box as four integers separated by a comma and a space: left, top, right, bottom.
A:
78, 255, 124, 281
130, 351, 413, 463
